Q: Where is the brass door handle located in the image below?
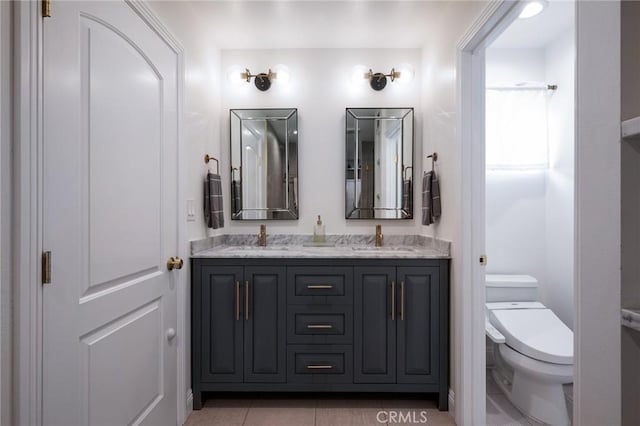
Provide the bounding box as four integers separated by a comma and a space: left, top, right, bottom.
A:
400, 281, 405, 321
166, 257, 183, 271
306, 324, 333, 329
245, 281, 249, 320
306, 365, 333, 370
235, 281, 240, 321
307, 285, 333, 289
391, 281, 396, 321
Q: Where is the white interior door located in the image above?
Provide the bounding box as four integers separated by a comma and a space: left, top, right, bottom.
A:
43, 1, 179, 425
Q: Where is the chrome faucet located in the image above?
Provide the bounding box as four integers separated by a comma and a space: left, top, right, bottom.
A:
375, 224, 383, 247
258, 224, 267, 247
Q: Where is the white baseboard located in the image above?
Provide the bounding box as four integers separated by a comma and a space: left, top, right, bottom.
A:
448, 388, 455, 418
185, 389, 193, 423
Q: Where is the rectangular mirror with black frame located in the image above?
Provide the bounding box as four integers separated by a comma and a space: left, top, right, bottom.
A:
230, 108, 299, 220
345, 108, 414, 220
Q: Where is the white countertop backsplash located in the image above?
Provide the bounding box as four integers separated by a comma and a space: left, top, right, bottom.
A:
190, 234, 451, 259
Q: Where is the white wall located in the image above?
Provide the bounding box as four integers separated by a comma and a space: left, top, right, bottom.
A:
485, 48, 548, 302
544, 30, 575, 329
149, 2, 222, 242
484, 41, 575, 329
221, 48, 423, 235
146, 3, 222, 418
574, 1, 620, 424
418, 1, 492, 421
0, 1, 12, 424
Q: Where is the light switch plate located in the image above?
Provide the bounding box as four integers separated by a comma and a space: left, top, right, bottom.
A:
187, 199, 196, 222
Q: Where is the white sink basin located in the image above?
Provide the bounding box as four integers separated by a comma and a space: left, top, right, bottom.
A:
351, 246, 415, 252
226, 246, 290, 251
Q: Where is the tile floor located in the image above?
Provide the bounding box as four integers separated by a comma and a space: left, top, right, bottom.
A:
185, 371, 571, 426
184, 396, 456, 426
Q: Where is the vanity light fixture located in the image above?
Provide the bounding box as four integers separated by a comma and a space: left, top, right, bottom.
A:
228, 64, 290, 91
354, 64, 414, 91
241, 68, 276, 91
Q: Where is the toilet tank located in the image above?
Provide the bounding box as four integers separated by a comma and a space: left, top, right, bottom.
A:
485, 274, 538, 303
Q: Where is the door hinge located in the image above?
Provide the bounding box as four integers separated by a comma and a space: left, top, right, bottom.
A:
479, 254, 488, 266
42, 251, 52, 284
42, 0, 51, 18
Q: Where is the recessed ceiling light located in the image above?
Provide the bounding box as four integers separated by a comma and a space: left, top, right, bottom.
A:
519, 0, 547, 19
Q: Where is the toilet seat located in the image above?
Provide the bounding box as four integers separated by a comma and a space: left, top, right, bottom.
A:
487, 304, 573, 365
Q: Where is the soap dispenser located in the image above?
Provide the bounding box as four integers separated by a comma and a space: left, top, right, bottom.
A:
313, 215, 326, 243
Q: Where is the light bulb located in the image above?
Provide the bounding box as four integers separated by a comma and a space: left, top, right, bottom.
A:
273, 64, 291, 86
519, 0, 547, 19
351, 65, 369, 86
227, 65, 245, 85
395, 63, 414, 85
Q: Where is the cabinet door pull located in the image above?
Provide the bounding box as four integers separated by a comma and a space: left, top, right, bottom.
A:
391, 281, 396, 321
245, 281, 249, 320
306, 365, 333, 370
235, 281, 240, 321
400, 281, 405, 321
306, 324, 333, 329
307, 284, 333, 289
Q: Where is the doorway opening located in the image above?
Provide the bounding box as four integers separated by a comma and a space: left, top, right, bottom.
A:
484, 2, 575, 424
456, 0, 576, 424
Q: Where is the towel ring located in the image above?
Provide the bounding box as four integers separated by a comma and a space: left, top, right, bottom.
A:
204, 154, 220, 174
403, 166, 413, 180
427, 152, 438, 171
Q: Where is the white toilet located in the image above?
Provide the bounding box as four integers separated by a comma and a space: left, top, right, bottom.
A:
485, 274, 573, 426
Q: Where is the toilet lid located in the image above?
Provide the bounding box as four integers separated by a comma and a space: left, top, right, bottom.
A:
489, 308, 573, 365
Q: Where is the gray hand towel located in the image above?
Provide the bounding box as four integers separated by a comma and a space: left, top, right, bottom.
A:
402, 179, 413, 214
204, 172, 224, 229
231, 180, 242, 215
422, 171, 441, 226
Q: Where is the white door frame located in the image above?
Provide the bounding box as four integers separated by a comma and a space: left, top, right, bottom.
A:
457, 1, 622, 426
13, 1, 189, 424
454, 1, 534, 424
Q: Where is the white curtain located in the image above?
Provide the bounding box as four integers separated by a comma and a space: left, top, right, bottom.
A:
485, 88, 549, 169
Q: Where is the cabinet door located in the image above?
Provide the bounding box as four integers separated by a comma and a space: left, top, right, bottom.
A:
244, 266, 286, 383
397, 267, 440, 384
198, 265, 244, 383
354, 267, 396, 383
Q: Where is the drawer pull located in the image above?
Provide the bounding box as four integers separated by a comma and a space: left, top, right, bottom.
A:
391, 281, 396, 321
307, 285, 333, 289
235, 281, 240, 321
306, 324, 333, 329
245, 281, 249, 320
400, 281, 405, 321
306, 364, 333, 370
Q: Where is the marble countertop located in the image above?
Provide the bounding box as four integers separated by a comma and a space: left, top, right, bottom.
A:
191, 234, 451, 259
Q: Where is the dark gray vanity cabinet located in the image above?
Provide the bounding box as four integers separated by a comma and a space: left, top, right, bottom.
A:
197, 266, 244, 384
192, 264, 286, 409
192, 258, 449, 411
396, 267, 441, 384
354, 266, 441, 385
354, 267, 397, 383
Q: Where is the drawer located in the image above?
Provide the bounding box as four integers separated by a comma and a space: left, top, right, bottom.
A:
287, 305, 353, 344
287, 345, 353, 384
287, 267, 353, 304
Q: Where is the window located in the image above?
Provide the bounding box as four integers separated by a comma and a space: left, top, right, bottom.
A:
485, 87, 549, 169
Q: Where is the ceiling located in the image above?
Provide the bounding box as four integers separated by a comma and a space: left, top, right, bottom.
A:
491, 0, 574, 49
151, 1, 456, 49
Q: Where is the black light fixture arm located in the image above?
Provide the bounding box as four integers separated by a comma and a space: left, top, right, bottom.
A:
365, 68, 403, 91
240, 68, 277, 91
